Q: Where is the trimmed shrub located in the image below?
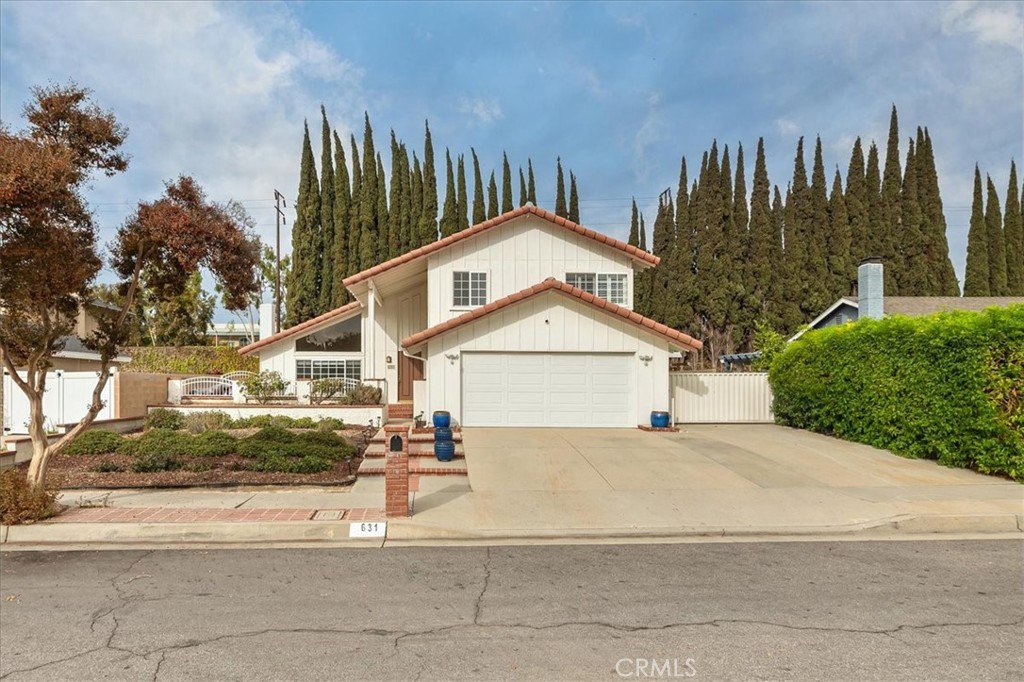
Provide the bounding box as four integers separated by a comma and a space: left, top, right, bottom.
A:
119, 429, 193, 458
0, 470, 60, 525
191, 431, 239, 457
317, 417, 345, 432
237, 426, 354, 462
287, 455, 334, 474
122, 346, 257, 375
769, 305, 1024, 480
61, 430, 124, 456
145, 408, 183, 431
241, 371, 289, 404
340, 384, 383, 405
130, 452, 182, 473
182, 411, 233, 434
91, 460, 124, 473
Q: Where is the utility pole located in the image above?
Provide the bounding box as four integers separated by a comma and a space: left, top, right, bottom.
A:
273, 189, 287, 333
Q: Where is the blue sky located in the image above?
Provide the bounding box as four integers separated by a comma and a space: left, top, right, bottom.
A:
2, 1, 1021, 320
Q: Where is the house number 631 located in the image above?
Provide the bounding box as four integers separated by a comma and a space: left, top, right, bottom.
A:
350, 521, 387, 538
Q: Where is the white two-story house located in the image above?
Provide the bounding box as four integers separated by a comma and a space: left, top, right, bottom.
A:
240, 205, 702, 427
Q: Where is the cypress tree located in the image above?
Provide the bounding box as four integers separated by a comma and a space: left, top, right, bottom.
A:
745, 139, 774, 325
733, 144, 749, 238
628, 199, 639, 246
804, 137, 832, 315
487, 171, 499, 220
636, 212, 652, 315
985, 174, 1008, 295
917, 129, 959, 295
331, 131, 351, 306
568, 172, 580, 223
1004, 161, 1023, 295
420, 121, 438, 245
347, 134, 362, 277
376, 153, 388, 263
648, 198, 674, 319
827, 167, 852, 298
471, 148, 485, 225
410, 154, 424, 249
774, 184, 802, 333
317, 106, 334, 314
502, 152, 513, 213
555, 157, 567, 217
963, 166, 990, 296
357, 114, 378, 271
527, 159, 537, 205
397, 143, 413, 254
897, 139, 928, 295
785, 138, 811, 318
440, 150, 458, 238
880, 105, 902, 293
865, 142, 884, 262
518, 167, 527, 207
665, 157, 695, 332
457, 154, 469, 231
845, 138, 869, 270
286, 121, 321, 326
387, 131, 404, 260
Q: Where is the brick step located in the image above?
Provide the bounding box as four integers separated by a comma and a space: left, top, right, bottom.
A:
370, 429, 461, 444
357, 456, 467, 476
363, 442, 464, 458
387, 404, 414, 418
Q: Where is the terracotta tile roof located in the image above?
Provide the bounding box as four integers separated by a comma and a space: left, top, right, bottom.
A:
401, 278, 702, 352
343, 205, 659, 287
238, 301, 362, 356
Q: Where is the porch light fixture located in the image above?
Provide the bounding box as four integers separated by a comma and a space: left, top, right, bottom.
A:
385, 355, 393, 364
445, 353, 460, 363
639, 354, 653, 366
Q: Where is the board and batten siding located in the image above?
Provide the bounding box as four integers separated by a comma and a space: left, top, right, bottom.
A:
426, 215, 637, 327
670, 372, 774, 423
373, 282, 427, 402
423, 290, 669, 426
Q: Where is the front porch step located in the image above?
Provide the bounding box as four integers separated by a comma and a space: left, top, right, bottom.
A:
363, 441, 465, 458
387, 403, 414, 419
357, 455, 468, 476
369, 428, 461, 445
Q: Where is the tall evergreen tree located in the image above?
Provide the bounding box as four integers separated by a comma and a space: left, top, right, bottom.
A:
827, 167, 852, 298
410, 154, 424, 249
555, 157, 567, 217
420, 121, 438, 245
803, 137, 832, 315
964, 166, 990, 296
648, 195, 674, 320
1003, 160, 1023, 295
316, 106, 334, 314
471, 148, 485, 225
880, 105, 902, 292
985, 174, 1008, 295
376, 153, 388, 263
664, 157, 695, 332
518, 167, 527, 207
845, 137, 869, 269
628, 199, 639, 246
387, 131, 404, 260
457, 154, 469, 231
285, 121, 321, 326
784, 138, 812, 319
397, 143, 413, 254
897, 139, 928, 294
527, 159, 537, 205
440, 150, 458, 238
356, 114, 378, 271
568, 172, 580, 223
636, 212, 652, 315
487, 171, 499, 220
864, 142, 885, 264
330, 131, 351, 306
347, 134, 362, 278
744, 139, 774, 326
774, 184, 802, 333
501, 152, 513, 213
917, 129, 959, 295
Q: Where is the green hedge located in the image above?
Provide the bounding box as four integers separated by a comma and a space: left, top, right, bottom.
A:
121, 346, 257, 375
769, 305, 1024, 480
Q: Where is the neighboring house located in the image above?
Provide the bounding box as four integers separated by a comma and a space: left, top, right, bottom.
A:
207, 321, 258, 347
46, 300, 133, 371
240, 205, 702, 427
791, 259, 1024, 341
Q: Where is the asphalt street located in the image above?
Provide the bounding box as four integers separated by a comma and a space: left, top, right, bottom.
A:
1, 540, 1022, 681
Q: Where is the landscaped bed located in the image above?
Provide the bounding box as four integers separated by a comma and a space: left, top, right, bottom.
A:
45, 410, 369, 489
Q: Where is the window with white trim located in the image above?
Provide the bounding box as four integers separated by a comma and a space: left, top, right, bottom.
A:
453, 271, 487, 307
296, 359, 361, 381
566, 272, 628, 305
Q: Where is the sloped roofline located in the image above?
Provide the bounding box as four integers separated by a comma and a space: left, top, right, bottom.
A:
401, 277, 702, 352
343, 204, 660, 288
238, 301, 362, 356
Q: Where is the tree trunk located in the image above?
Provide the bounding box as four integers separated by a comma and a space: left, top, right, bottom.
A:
24, 390, 52, 491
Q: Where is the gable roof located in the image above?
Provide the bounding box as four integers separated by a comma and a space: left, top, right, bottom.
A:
238, 301, 361, 356
343, 205, 660, 288
401, 277, 702, 352
885, 296, 1024, 316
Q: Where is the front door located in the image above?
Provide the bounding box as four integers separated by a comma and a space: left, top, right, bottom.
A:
398, 353, 423, 401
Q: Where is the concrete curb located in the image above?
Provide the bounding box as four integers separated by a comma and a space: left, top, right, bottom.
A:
2, 513, 1020, 549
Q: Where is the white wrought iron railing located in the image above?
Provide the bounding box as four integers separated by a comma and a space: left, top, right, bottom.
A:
221, 371, 257, 382
180, 376, 234, 398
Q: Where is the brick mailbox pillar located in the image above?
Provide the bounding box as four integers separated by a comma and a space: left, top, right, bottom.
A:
383, 425, 411, 518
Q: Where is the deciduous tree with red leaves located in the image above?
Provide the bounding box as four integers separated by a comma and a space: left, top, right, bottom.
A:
0, 83, 259, 491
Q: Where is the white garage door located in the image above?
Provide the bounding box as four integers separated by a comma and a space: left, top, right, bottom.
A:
461, 353, 635, 427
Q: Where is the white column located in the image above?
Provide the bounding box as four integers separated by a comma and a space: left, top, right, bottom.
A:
367, 280, 377, 381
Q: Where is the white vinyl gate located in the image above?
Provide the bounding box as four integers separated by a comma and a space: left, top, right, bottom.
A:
671, 372, 773, 423
3, 369, 115, 435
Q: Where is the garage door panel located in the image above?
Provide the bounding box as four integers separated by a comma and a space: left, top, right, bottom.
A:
462, 353, 634, 427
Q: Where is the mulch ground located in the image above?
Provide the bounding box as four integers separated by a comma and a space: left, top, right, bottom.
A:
47, 427, 368, 489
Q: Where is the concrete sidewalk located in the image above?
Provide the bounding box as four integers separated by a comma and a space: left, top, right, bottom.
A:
2, 425, 1022, 547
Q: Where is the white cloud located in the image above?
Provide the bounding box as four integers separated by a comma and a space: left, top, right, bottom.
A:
632, 92, 663, 181
941, 0, 1024, 52
775, 118, 801, 136
0, 0, 364, 256
457, 97, 503, 124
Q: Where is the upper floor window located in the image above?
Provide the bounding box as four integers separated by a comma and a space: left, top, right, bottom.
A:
566, 273, 628, 305
295, 316, 361, 352
453, 271, 487, 307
